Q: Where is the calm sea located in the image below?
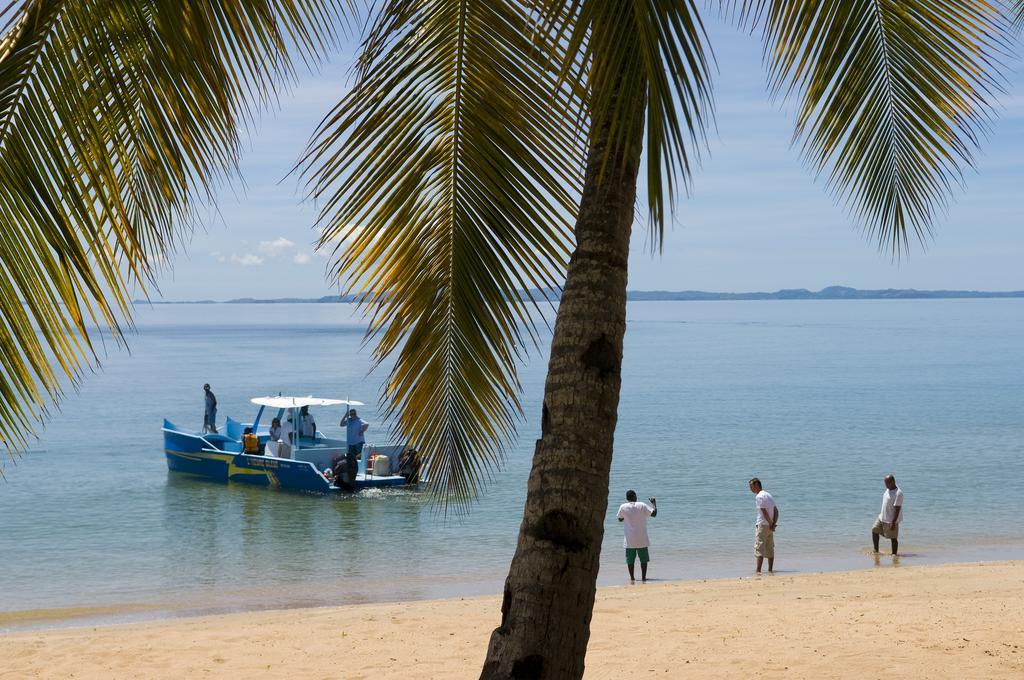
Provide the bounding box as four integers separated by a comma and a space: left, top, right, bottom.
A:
2, 300, 1023, 630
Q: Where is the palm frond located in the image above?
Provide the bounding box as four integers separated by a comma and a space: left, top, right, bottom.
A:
303, 0, 586, 510
1013, 0, 1024, 31
743, 0, 1007, 254
0, 0, 345, 453
552, 0, 714, 247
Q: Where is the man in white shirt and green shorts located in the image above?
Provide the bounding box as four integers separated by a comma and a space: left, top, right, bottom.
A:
872, 475, 904, 555
616, 490, 658, 583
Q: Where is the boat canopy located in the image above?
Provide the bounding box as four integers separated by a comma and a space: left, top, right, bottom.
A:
250, 396, 365, 409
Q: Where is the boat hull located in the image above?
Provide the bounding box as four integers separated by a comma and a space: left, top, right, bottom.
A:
164, 447, 335, 492
165, 448, 233, 481
163, 423, 410, 493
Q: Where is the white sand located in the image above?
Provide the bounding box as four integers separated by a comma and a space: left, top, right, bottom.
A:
3, 561, 1022, 679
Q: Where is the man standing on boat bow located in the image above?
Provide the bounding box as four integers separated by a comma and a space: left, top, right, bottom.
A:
202, 384, 218, 434
340, 408, 369, 486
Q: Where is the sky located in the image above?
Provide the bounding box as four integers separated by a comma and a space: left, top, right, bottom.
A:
152, 14, 1024, 301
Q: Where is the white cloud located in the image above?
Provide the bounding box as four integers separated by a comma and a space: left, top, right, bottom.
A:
258, 237, 296, 255
319, 223, 364, 244
230, 253, 264, 267
292, 252, 311, 265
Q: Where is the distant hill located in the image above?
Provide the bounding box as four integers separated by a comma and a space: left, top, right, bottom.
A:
222, 295, 359, 304
623, 285, 1024, 301
138, 285, 1024, 305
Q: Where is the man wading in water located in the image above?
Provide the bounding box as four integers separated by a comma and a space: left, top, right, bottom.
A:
616, 490, 658, 583
872, 475, 904, 555
340, 408, 369, 486
749, 477, 778, 575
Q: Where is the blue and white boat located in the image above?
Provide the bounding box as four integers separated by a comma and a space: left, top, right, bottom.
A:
162, 396, 413, 492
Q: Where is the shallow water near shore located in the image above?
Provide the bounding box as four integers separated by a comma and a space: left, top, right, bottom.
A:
2, 299, 1023, 631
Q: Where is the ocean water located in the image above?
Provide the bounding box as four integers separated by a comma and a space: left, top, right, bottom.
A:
1, 300, 1023, 630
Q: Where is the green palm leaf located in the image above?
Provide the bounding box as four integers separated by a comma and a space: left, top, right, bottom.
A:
1013, 0, 1024, 30
740, 0, 1007, 254
303, 0, 587, 509
0, 0, 345, 453
546, 0, 714, 245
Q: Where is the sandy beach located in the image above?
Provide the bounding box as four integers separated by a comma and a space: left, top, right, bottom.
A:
3, 561, 1021, 679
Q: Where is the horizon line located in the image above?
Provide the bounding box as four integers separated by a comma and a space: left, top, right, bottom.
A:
138, 285, 1024, 305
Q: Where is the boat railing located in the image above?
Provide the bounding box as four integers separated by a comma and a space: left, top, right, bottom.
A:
161, 424, 226, 453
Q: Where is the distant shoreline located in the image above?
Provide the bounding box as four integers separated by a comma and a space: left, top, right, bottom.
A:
139, 285, 1024, 305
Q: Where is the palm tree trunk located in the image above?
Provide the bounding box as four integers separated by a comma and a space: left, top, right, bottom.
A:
480, 60, 647, 680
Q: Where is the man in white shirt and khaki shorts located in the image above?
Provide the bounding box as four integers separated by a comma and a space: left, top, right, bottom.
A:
748, 477, 778, 575
872, 475, 904, 555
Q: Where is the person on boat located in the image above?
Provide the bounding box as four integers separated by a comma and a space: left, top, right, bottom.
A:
277, 414, 294, 459
242, 427, 261, 455
398, 447, 421, 484
202, 384, 218, 434
340, 408, 369, 485
299, 405, 317, 439
616, 490, 657, 583
264, 417, 283, 456
331, 456, 353, 492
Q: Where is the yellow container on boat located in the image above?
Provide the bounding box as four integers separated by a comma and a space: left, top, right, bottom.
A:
372, 454, 390, 476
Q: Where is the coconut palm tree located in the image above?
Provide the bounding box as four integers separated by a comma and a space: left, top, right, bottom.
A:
303, 1, 1009, 677
0, 0, 345, 450
0, 0, 1012, 678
